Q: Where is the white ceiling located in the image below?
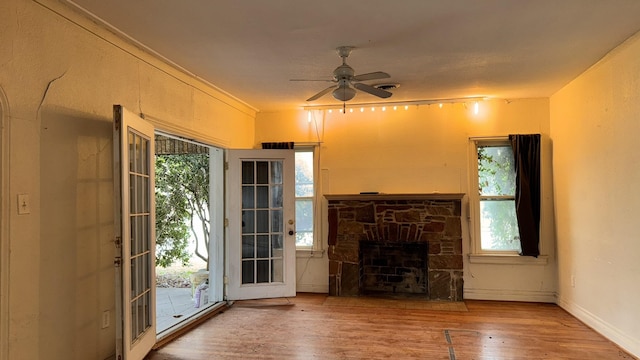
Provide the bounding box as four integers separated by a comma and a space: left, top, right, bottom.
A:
65, 0, 640, 112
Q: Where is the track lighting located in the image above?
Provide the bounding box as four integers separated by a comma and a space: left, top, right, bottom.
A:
302, 96, 490, 114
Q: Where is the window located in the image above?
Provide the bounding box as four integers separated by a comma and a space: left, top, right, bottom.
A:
472, 139, 521, 253
294, 149, 315, 248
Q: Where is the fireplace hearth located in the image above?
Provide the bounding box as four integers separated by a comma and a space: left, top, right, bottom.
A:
326, 194, 464, 301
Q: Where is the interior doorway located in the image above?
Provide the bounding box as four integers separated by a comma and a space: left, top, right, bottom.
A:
154, 134, 224, 337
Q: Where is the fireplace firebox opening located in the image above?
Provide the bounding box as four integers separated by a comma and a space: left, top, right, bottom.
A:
360, 241, 428, 297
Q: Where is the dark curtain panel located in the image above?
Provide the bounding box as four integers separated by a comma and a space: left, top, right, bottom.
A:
261, 142, 294, 149
509, 134, 541, 257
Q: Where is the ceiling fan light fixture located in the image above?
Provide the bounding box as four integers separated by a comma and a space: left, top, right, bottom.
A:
332, 85, 356, 102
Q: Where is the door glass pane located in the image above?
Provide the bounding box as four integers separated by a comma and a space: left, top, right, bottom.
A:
143, 253, 150, 290
242, 236, 254, 259
271, 184, 283, 208
271, 234, 283, 253
271, 161, 282, 184
242, 186, 254, 208
129, 175, 136, 213
130, 217, 136, 255
256, 210, 269, 233
256, 235, 269, 258
136, 135, 143, 174
271, 210, 282, 233
242, 210, 254, 234
272, 259, 283, 282
242, 260, 254, 284
143, 292, 150, 328
130, 301, 137, 341
242, 161, 254, 184
142, 177, 149, 213
256, 161, 269, 184
136, 176, 143, 216
128, 133, 135, 171
131, 258, 137, 295
256, 186, 269, 208
141, 136, 148, 175
142, 215, 150, 253
256, 260, 269, 283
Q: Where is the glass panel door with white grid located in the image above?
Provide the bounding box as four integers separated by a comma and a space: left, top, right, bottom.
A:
227, 150, 295, 300
114, 105, 156, 359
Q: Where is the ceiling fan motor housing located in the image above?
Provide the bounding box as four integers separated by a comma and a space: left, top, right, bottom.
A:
333, 64, 355, 80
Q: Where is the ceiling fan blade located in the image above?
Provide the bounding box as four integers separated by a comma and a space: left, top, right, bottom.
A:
352, 71, 390, 82
290, 79, 335, 82
353, 82, 392, 99
306, 85, 337, 101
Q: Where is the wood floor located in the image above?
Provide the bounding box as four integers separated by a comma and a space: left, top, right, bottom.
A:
146, 293, 635, 360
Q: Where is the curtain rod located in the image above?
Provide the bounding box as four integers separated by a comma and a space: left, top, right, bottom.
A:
468, 136, 509, 141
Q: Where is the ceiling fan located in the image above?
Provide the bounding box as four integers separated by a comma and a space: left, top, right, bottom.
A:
292, 46, 393, 102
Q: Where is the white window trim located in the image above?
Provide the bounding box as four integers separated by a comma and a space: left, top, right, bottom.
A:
468, 253, 548, 265
468, 137, 546, 265
294, 145, 323, 253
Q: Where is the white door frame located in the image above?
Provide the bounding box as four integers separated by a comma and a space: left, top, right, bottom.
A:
208, 147, 225, 303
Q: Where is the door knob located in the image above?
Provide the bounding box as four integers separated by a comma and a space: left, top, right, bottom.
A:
288, 230, 295, 236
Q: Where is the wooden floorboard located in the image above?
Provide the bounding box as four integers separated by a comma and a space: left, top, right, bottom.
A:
146, 293, 636, 360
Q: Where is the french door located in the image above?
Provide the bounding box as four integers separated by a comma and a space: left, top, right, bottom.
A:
114, 105, 156, 359
226, 150, 296, 300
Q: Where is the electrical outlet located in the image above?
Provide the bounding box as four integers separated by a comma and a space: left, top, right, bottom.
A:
102, 310, 110, 329
570, 275, 576, 288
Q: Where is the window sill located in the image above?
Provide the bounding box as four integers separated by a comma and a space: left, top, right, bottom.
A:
468, 254, 549, 265
296, 249, 325, 258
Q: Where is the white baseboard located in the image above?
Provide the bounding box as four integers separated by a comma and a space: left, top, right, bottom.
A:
296, 283, 328, 294
464, 288, 557, 303
557, 295, 640, 358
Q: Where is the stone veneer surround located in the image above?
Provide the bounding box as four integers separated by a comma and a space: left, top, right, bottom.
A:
326, 194, 464, 301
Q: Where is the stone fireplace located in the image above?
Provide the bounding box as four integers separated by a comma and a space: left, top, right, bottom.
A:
326, 194, 464, 301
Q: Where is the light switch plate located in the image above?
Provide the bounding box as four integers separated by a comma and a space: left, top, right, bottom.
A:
17, 194, 30, 215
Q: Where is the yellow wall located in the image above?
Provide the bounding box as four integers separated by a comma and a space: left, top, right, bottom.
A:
256, 99, 557, 302
0, 0, 255, 359
550, 31, 640, 356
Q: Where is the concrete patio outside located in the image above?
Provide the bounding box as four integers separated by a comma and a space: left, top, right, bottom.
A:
156, 287, 211, 335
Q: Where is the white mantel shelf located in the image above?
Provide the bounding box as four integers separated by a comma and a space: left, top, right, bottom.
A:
324, 193, 465, 201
